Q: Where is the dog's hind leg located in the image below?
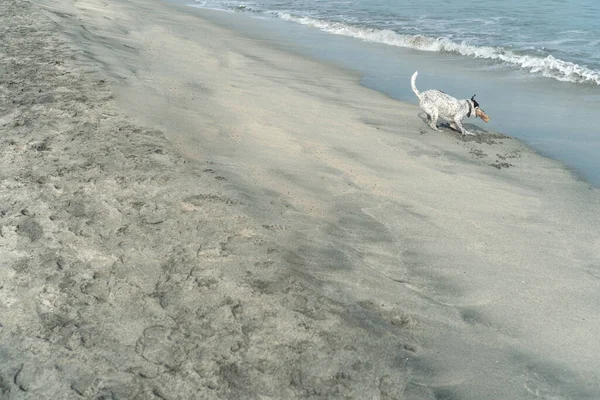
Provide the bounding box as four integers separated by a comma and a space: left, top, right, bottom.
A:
419, 103, 440, 131
429, 110, 440, 131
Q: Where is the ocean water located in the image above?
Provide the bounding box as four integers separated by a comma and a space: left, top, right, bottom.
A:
191, 0, 600, 85
182, 0, 600, 186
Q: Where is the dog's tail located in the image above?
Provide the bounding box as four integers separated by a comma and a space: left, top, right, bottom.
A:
410, 71, 420, 99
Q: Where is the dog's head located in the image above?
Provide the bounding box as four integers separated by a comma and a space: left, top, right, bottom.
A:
471, 95, 490, 123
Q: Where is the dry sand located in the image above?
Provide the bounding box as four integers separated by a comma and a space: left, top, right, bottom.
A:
1, 0, 600, 398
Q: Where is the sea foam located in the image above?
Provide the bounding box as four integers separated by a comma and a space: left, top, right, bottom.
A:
189, 1, 600, 86
273, 13, 600, 86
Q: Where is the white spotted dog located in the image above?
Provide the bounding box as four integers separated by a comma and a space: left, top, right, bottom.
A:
411, 71, 490, 135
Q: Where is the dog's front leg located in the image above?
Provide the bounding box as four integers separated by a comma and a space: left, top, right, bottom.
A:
454, 119, 475, 136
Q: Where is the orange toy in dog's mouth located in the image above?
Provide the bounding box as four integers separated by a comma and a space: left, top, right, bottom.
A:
476, 108, 490, 123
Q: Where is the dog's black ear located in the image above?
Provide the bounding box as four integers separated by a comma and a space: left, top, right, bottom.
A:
471, 94, 480, 108
471, 94, 476, 100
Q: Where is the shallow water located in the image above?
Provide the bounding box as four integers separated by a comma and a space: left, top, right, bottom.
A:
179, 1, 600, 186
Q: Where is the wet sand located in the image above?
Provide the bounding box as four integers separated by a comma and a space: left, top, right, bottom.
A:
1, 0, 599, 398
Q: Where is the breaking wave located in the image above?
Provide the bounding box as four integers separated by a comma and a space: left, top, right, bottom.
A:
189, 1, 600, 86
273, 13, 600, 86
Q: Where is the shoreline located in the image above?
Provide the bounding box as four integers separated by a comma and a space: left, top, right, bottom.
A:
180, 2, 600, 188
184, 0, 600, 88
1, 0, 600, 398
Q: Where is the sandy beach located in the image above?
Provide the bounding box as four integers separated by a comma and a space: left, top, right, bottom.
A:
1, 0, 599, 398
